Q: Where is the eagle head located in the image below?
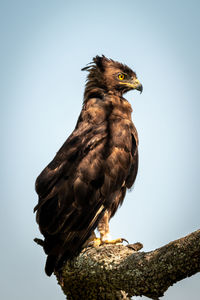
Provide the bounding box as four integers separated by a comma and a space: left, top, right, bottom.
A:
82, 55, 143, 99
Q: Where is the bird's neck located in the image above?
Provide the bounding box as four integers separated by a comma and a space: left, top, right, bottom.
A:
83, 86, 124, 103
83, 87, 105, 103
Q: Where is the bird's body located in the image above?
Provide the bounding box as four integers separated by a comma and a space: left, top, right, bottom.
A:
34, 56, 142, 276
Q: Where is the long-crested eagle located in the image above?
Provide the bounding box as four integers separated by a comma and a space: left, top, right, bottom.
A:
34, 55, 143, 276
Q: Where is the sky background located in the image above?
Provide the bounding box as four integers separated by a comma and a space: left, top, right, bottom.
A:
1, 0, 200, 299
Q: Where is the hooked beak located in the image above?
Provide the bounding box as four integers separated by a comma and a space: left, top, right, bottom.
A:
130, 78, 143, 93
119, 78, 143, 93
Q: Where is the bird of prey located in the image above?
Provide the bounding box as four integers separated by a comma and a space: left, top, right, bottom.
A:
34, 55, 143, 276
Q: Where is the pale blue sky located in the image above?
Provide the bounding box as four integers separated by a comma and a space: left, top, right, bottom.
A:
1, 1, 200, 299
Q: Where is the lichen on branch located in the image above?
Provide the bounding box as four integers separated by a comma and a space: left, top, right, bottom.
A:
56, 229, 200, 300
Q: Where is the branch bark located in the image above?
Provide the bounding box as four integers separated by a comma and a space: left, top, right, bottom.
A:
56, 229, 200, 299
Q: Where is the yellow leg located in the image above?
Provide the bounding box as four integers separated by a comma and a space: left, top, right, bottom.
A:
98, 210, 128, 245
84, 210, 129, 248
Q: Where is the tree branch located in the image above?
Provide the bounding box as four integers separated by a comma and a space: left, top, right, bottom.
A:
56, 229, 200, 299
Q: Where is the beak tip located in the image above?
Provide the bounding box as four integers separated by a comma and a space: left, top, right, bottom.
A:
137, 84, 143, 94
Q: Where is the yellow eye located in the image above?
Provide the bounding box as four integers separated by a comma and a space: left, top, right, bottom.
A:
118, 73, 125, 80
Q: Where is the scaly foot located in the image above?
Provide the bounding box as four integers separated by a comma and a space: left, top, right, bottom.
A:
103, 237, 128, 244
86, 231, 129, 247
101, 233, 128, 245
87, 237, 128, 247
87, 237, 102, 247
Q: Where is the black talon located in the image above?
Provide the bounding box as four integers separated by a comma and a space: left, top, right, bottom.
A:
121, 238, 129, 244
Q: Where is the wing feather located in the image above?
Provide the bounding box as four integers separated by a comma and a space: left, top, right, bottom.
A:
34, 96, 139, 276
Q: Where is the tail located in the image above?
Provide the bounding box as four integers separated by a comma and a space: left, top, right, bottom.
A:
44, 205, 106, 276
45, 255, 57, 276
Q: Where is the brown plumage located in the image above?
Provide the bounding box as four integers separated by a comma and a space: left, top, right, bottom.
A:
34, 55, 143, 276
